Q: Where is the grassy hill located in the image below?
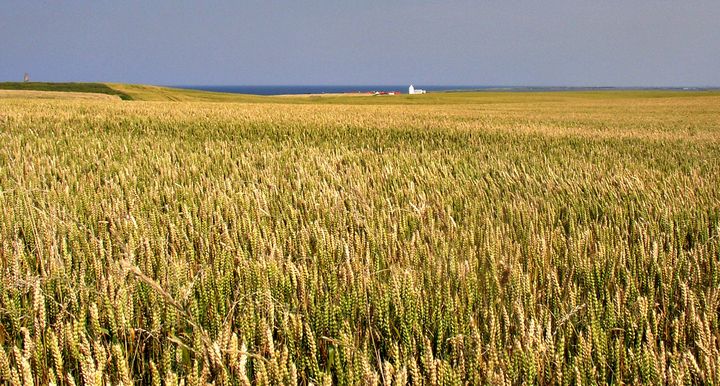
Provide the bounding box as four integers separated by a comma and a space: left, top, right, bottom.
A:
106, 83, 270, 102
0, 82, 275, 102
0, 82, 133, 100
0, 89, 122, 100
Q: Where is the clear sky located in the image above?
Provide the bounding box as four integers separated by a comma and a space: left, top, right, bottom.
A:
1, 1, 719, 86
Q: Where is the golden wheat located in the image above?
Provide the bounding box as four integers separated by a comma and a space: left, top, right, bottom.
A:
0, 92, 719, 384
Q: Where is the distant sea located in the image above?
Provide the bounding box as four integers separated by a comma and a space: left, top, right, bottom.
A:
171, 85, 499, 95
170, 85, 713, 96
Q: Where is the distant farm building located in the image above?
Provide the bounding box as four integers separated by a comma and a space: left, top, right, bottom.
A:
408, 85, 426, 94
372, 90, 401, 96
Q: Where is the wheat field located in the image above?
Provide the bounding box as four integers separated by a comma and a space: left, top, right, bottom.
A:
1, 92, 719, 385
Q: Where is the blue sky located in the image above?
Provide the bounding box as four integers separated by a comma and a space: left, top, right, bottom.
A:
1, 1, 719, 86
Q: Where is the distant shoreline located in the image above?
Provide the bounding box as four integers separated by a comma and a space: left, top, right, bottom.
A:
1, 82, 717, 102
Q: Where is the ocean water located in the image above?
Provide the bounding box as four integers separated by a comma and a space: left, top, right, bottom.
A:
169, 85, 711, 96
171, 85, 496, 95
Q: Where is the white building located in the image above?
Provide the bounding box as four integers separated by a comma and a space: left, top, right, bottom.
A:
408, 84, 426, 95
